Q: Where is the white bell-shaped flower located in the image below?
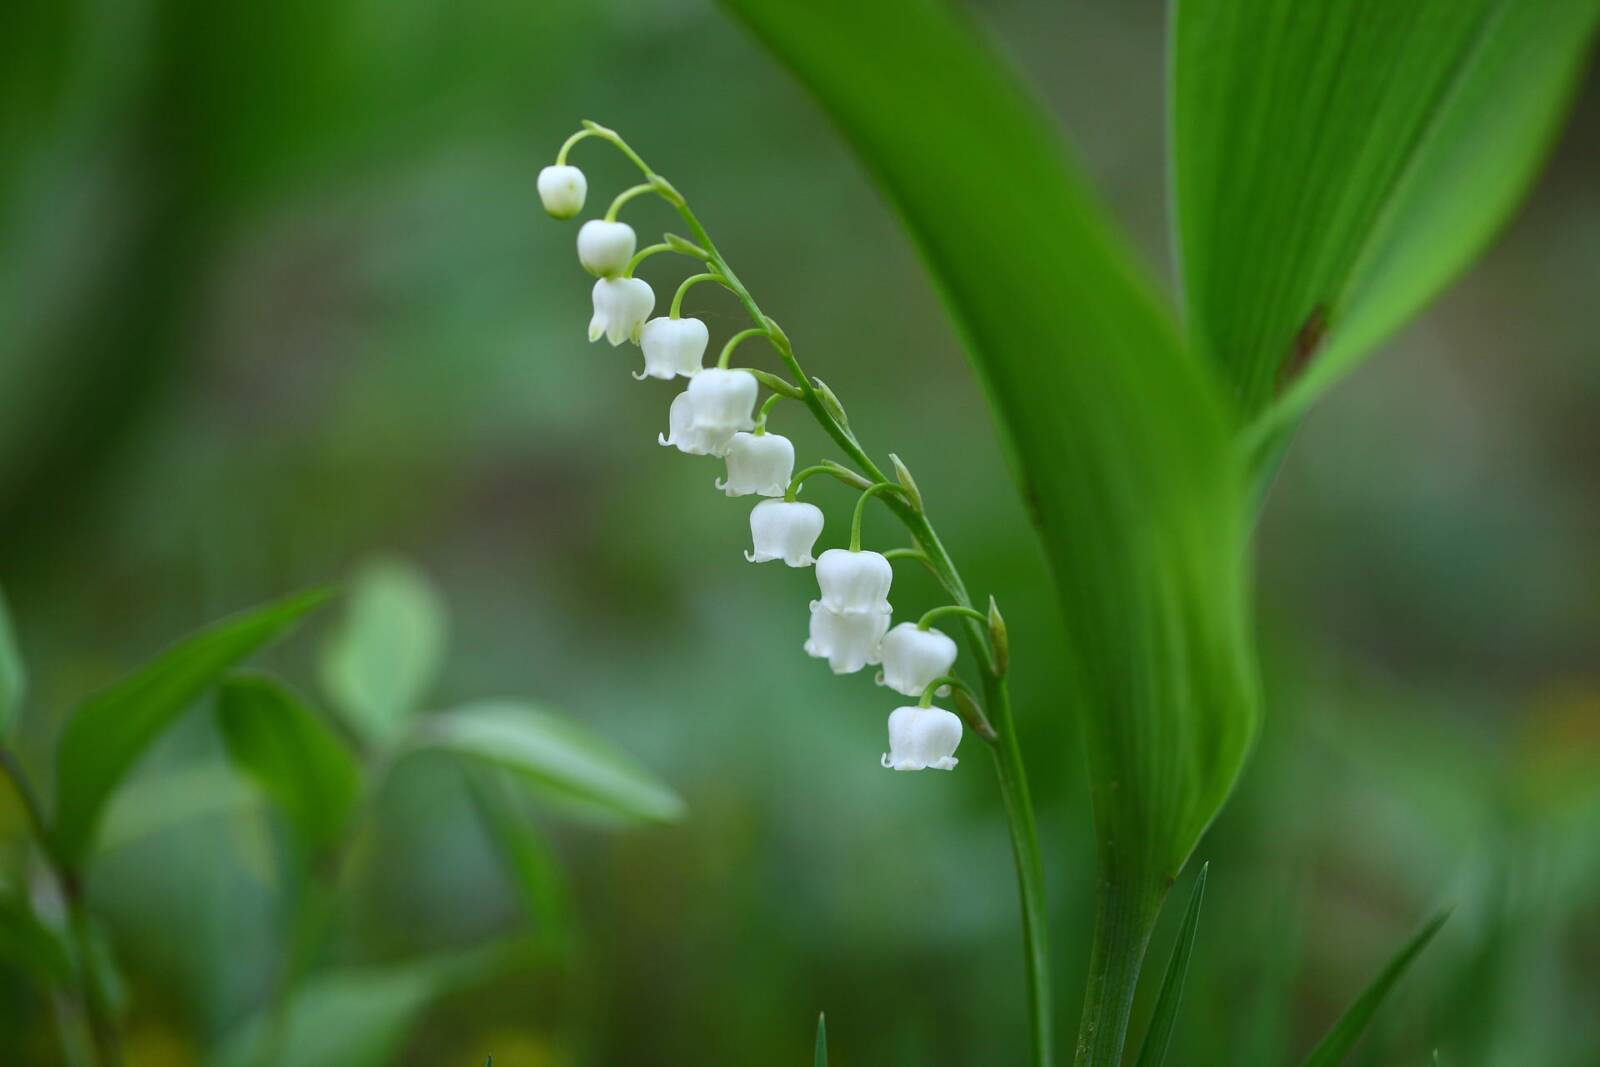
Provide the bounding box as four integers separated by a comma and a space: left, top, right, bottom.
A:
686, 368, 758, 431
537, 165, 587, 219
877, 623, 959, 698
881, 705, 963, 771
814, 548, 893, 614
589, 276, 654, 346
745, 499, 824, 566
804, 602, 889, 674
577, 219, 637, 277
637, 317, 708, 380
659, 389, 736, 456
716, 432, 794, 497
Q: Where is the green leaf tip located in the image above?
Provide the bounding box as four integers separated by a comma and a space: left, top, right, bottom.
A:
1298, 908, 1451, 1067
814, 1012, 827, 1067
1133, 862, 1208, 1067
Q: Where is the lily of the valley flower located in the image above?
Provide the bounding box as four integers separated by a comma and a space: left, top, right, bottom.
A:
638, 317, 708, 380
659, 390, 736, 456
815, 548, 893, 614
717, 432, 794, 497
537, 165, 587, 219
686, 368, 758, 431
881, 705, 962, 771
877, 623, 958, 698
804, 601, 889, 674
745, 500, 824, 566
577, 219, 637, 277
589, 277, 654, 346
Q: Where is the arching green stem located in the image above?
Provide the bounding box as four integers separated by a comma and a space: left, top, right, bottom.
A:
917, 604, 990, 631
671, 272, 727, 318
785, 463, 863, 502
753, 392, 785, 435
850, 482, 911, 552
605, 182, 657, 222
918, 674, 971, 707
625, 243, 675, 277
717, 327, 770, 369
555, 127, 600, 165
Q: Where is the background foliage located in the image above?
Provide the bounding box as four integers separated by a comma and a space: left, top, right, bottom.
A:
2, 1, 1597, 1064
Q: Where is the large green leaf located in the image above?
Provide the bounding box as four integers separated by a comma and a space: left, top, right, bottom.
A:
0, 886, 72, 984
217, 674, 361, 849
1299, 910, 1450, 1067
718, 1, 1260, 1062
51, 588, 330, 866
1173, 0, 1600, 428
415, 701, 685, 824
320, 556, 447, 748
0, 587, 24, 736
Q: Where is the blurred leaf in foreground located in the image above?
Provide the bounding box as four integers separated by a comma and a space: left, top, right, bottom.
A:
51, 588, 331, 866
0, 886, 72, 984
463, 767, 573, 958
0, 587, 23, 737
217, 674, 361, 850
320, 556, 447, 748
416, 701, 685, 825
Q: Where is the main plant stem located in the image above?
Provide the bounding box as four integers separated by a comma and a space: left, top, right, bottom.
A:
575, 122, 1053, 1067
1073, 874, 1162, 1066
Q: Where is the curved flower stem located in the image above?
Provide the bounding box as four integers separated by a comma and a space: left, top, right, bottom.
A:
624, 243, 677, 277
575, 122, 1054, 1067
917, 604, 990, 632
718, 327, 770, 369
753, 392, 785, 434
604, 182, 656, 222
849, 482, 911, 552
785, 463, 864, 502
670, 272, 728, 318
917, 674, 974, 707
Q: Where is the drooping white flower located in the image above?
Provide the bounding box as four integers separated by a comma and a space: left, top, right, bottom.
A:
637, 317, 707, 380
589, 276, 654, 346
537, 165, 587, 219
804, 602, 889, 674
717, 432, 794, 497
745, 499, 824, 566
877, 623, 959, 698
686, 368, 757, 431
814, 548, 892, 614
881, 705, 963, 771
659, 389, 736, 456
577, 220, 637, 277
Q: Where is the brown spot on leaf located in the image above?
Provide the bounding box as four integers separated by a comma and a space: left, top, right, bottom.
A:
1277, 304, 1328, 395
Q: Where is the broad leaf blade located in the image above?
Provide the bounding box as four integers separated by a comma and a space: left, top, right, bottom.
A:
417, 701, 685, 824
1299, 910, 1450, 1067
217, 674, 361, 849
0, 887, 72, 984
1173, 0, 1600, 425
51, 588, 330, 865
1133, 863, 1208, 1067
718, 0, 1259, 1057
0, 587, 24, 736
320, 556, 447, 747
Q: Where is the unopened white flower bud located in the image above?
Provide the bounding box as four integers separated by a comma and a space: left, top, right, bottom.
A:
877, 623, 959, 698
589, 276, 654, 346
814, 548, 892, 614
659, 389, 736, 456
537, 165, 587, 219
716, 432, 794, 498
804, 602, 889, 674
577, 219, 637, 277
881, 705, 962, 771
637, 316, 707, 380
686, 368, 757, 431
745, 499, 823, 566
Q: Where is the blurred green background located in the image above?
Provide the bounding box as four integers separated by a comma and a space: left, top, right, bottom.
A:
2, 0, 1597, 1064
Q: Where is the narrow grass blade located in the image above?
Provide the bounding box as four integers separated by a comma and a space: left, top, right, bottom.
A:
1299, 910, 1450, 1067
1133, 863, 1209, 1067
814, 1012, 827, 1067
0, 587, 24, 736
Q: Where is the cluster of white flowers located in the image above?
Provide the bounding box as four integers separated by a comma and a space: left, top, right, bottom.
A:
541, 150, 981, 772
